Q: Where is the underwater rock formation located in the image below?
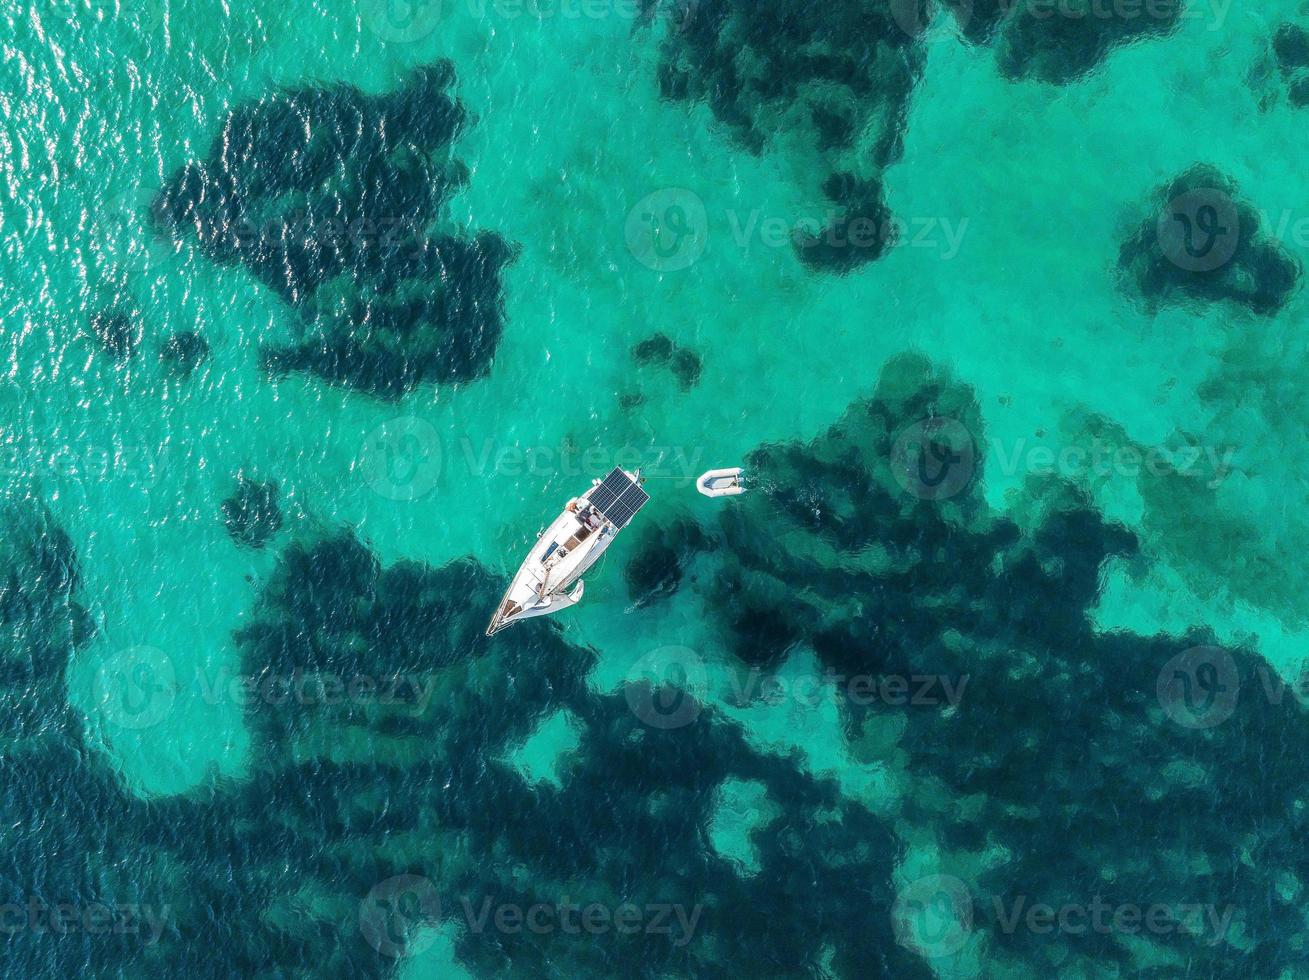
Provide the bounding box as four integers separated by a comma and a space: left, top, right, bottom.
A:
11, 385, 1309, 975
88, 307, 142, 361
630, 352, 1309, 973
1118, 164, 1300, 316
645, 0, 925, 274
794, 173, 893, 273
221, 477, 283, 549
650, 0, 923, 163
209, 530, 929, 978
0, 501, 184, 980
1272, 23, 1309, 105
641, 0, 1181, 278
0, 500, 96, 742
632, 332, 676, 364
152, 63, 516, 399
669, 348, 703, 390
159, 330, 209, 379
631, 332, 703, 390
624, 515, 713, 606
995, 0, 1185, 84
0, 512, 934, 976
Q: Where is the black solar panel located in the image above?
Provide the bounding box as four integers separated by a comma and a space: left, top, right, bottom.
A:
589, 468, 649, 528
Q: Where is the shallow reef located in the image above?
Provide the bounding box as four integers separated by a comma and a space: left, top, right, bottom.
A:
994, 0, 1185, 84
628, 352, 1309, 974
0, 501, 175, 980
624, 514, 713, 606
1272, 23, 1309, 106
631, 332, 703, 391
643, 0, 925, 274
151, 63, 517, 399
88, 307, 142, 362
641, 0, 1186, 276
1118, 164, 1300, 316
794, 173, 893, 273
219, 530, 927, 977
159, 330, 209, 379
6, 513, 928, 977
221, 477, 283, 549
0, 500, 96, 743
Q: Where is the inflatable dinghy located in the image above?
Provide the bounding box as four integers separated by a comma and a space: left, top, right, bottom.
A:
697, 467, 746, 498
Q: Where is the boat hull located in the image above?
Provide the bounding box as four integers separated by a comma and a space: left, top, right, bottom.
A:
486, 469, 643, 636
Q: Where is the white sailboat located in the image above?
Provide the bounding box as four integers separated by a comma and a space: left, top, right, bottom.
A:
486, 467, 650, 636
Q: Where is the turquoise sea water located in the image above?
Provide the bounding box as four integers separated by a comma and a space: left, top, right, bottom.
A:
6, 0, 1309, 975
